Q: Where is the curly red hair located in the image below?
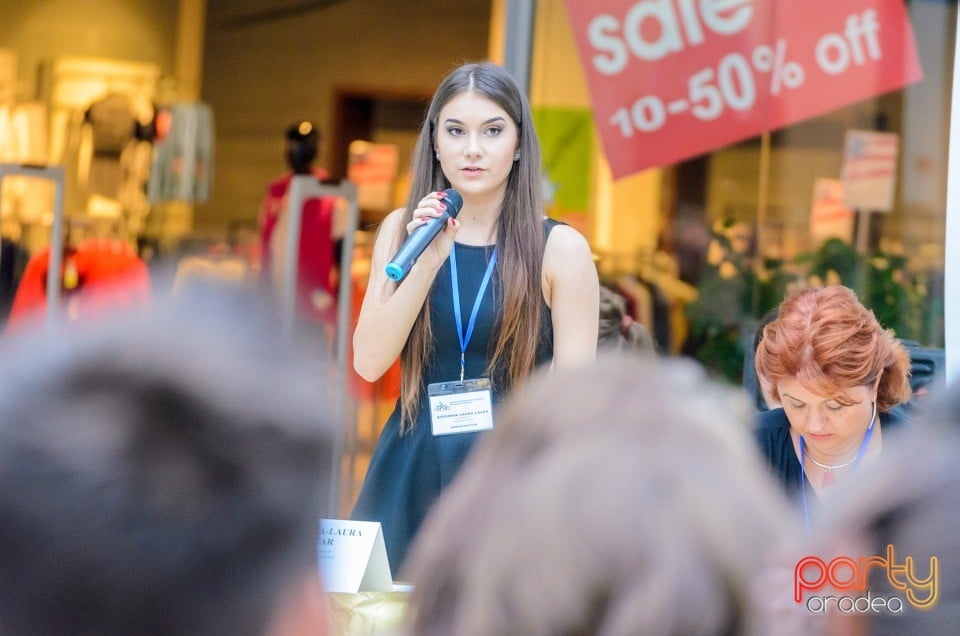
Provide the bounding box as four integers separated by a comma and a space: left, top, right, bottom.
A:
755, 286, 911, 411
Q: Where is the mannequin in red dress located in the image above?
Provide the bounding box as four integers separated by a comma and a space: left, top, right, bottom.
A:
258, 122, 346, 324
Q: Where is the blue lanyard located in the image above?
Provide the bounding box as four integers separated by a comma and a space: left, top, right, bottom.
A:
449, 245, 497, 382
799, 412, 876, 534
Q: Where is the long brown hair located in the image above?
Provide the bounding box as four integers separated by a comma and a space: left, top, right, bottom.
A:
392, 62, 545, 432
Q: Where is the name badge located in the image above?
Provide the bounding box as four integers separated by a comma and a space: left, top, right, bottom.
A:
428, 378, 494, 436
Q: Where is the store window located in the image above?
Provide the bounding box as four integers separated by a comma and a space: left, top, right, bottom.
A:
532, 0, 952, 387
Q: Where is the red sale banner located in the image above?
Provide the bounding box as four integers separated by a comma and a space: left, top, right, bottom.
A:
563, 0, 923, 178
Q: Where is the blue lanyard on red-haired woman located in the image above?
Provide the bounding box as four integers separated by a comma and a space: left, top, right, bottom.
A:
798, 404, 877, 534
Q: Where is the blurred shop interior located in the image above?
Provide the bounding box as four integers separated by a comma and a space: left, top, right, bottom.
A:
0, 0, 954, 511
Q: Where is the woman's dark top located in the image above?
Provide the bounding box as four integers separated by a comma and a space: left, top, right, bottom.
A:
351, 219, 561, 573
755, 406, 908, 500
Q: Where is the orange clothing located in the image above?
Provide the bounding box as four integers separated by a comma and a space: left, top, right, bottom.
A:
6, 239, 151, 334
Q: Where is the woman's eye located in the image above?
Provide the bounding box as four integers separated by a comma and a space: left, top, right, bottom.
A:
446, 127, 464, 136
826, 403, 843, 411
788, 401, 805, 409
484, 127, 502, 136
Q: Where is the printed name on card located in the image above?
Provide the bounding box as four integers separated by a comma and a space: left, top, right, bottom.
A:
317, 519, 392, 593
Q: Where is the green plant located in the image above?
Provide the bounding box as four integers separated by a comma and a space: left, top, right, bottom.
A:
685, 230, 931, 384
794, 238, 923, 342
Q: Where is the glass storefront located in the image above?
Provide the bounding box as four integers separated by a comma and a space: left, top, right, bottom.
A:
2, 0, 955, 517
528, 0, 953, 385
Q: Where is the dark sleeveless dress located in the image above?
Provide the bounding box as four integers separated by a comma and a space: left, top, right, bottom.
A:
351, 219, 560, 573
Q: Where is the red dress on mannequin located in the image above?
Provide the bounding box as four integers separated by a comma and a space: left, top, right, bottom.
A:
258, 168, 338, 324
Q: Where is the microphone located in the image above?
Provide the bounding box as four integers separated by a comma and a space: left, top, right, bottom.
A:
385, 188, 463, 281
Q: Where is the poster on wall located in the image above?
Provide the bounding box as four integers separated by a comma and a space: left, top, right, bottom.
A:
563, 0, 923, 178
810, 178, 854, 245
532, 107, 594, 234
348, 141, 399, 213
840, 130, 899, 212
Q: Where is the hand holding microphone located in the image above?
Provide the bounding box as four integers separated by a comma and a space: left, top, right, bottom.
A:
386, 189, 463, 281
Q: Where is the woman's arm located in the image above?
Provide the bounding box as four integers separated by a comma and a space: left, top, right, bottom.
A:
352, 206, 456, 381
543, 225, 599, 368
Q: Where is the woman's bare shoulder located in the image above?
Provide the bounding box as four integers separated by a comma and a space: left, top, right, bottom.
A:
544, 223, 592, 259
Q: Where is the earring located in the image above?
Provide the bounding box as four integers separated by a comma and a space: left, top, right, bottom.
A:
513, 152, 520, 161
435, 151, 440, 160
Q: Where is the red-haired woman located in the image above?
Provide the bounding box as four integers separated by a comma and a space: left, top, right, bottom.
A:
754, 285, 912, 531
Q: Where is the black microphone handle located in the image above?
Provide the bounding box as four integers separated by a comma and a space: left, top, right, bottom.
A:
384, 211, 452, 281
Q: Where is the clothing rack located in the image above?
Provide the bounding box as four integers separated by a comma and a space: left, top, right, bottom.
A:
282, 176, 358, 359
283, 175, 359, 514
0, 163, 65, 330
594, 248, 697, 301
594, 247, 698, 354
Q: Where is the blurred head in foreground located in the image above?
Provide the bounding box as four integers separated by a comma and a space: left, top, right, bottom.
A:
597, 285, 655, 355
404, 354, 796, 636
806, 383, 960, 635
0, 288, 340, 636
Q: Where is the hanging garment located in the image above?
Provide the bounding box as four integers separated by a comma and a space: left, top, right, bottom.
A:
259, 170, 338, 324
5, 238, 151, 334
0, 238, 28, 325
147, 101, 214, 203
